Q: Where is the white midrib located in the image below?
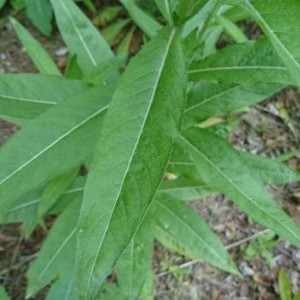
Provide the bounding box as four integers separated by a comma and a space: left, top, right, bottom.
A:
179, 135, 300, 242
0, 106, 107, 185
85, 28, 177, 294
156, 200, 228, 264
57, 0, 97, 67
185, 85, 239, 113
37, 227, 77, 281
164, 0, 172, 23
245, 1, 300, 73
188, 65, 287, 73
0, 94, 56, 104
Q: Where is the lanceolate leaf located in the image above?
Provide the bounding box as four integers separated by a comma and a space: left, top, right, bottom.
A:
185, 81, 284, 124
27, 198, 81, 298
239, 151, 300, 185
155, 195, 238, 274
0, 86, 111, 214
50, 0, 114, 73
116, 205, 155, 300
38, 167, 79, 218
189, 38, 294, 85
10, 17, 60, 75
26, 0, 53, 36
0, 74, 89, 120
119, 0, 162, 37
223, 0, 300, 86
76, 28, 186, 299
182, 0, 218, 38
180, 128, 300, 247
158, 178, 213, 201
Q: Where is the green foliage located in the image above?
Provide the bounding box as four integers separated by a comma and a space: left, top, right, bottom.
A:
242, 231, 278, 267
0, 0, 300, 299
278, 268, 300, 300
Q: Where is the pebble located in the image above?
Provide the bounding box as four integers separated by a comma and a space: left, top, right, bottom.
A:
55, 46, 68, 56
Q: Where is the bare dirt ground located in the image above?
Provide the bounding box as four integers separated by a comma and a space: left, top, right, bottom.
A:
0, 11, 300, 300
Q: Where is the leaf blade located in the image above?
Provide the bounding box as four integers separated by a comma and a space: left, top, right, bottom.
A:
223, 0, 300, 86
76, 27, 186, 298
0, 86, 111, 213
155, 195, 238, 274
180, 128, 300, 247
50, 0, 114, 73
0, 74, 89, 120
188, 38, 294, 85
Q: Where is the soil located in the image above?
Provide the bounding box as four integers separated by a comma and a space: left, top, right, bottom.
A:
0, 9, 300, 300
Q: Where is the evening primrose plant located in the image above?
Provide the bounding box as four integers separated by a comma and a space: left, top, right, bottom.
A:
0, 0, 300, 299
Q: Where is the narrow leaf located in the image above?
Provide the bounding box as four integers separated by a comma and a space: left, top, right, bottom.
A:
223, 0, 300, 86
158, 178, 213, 201
189, 38, 294, 85
239, 151, 300, 185
0, 74, 89, 120
180, 128, 300, 247
0, 286, 10, 300
50, 0, 114, 73
119, 0, 162, 37
26, 0, 53, 36
76, 27, 186, 299
185, 80, 284, 124
0, 86, 111, 213
279, 268, 292, 300
101, 19, 130, 46
217, 15, 247, 43
27, 198, 80, 298
38, 167, 79, 218
10, 17, 59, 75
45, 272, 75, 300
155, 195, 238, 274
116, 205, 155, 300
182, 0, 218, 38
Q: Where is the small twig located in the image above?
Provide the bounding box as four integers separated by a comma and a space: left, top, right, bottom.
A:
157, 229, 270, 278
0, 253, 38, 276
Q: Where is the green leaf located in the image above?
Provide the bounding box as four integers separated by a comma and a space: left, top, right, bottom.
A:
217, 15, 247, 43
10, 0, 25, 11
180, 128, 300, 247
0, 74, 89, 120
155, 195, 238, 274
10, 17, 60, 75
101, 19, 130, 46
0, 188, 41, 236
239, 151, 300, 185
26, 198, 80, 298
182, 0, 218, 38
119, 0, 162, 37
116, 205, 155, 300
0, 86, 111, 214
45, 273, 75, 300
76, 27, 186, 299
65, 54, 83, 79
38, 167, 79, 218
50, 0, 114, 73
294, 290, 300, 300
140, 269, 154, 300
0, 0, 7, 10
154, 0, 176, 25
26, 0, 53, 36
0, 285, 10, 300
185, 81, 284, 124
279, 268, 292, 300
189, 38, 294, 85
158, 178, 213, 201
116, 26, 135, 55
222, 0, 300, 87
